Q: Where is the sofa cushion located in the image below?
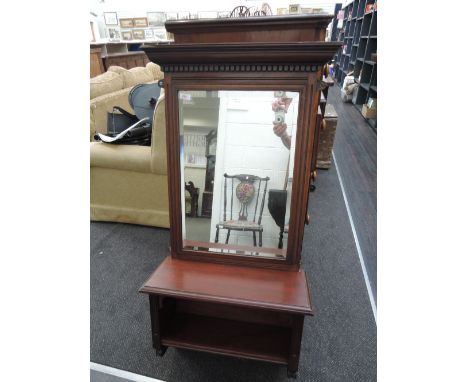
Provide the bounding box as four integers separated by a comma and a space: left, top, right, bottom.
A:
90, 142, 152, 173
90, 71, 124, 100
121, 67, 154, 88
107, 65, 127, 75
146, 62, 164, 81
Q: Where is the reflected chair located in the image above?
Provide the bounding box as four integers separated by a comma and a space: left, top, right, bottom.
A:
185, 181, 199, 217
215, 174, 270, 247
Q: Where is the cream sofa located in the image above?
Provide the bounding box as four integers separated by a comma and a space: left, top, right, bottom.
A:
90, 63, 169, 228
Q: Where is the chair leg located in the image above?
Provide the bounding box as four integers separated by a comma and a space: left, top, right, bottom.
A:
259, 231, 263, 247
252, 231, 257, 246
225, 229, 231, 244
215, 227, 219, 243
278, 227, 284, 249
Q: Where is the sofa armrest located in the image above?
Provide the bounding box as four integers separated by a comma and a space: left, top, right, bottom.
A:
150, 96, 167, 176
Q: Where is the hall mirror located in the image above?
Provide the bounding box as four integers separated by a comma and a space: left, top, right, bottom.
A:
179, 90, 300, 259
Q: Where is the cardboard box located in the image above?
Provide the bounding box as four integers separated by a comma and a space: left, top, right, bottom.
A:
361, 104, 377, 119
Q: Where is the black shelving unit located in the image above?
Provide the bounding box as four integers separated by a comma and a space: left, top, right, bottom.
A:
333, 0, 377, 129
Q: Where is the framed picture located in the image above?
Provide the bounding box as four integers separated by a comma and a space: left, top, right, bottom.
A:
121, 31, 133, 40
132, 29, 145, 40
276, 8, 288, 15
152, 28, 167, 40
144, 29, 153, 39
133, 17, 148, 28
178, 12, 190, 20
289, 4, 301, 14
108, 28, 121, 41
198, 11, 217, 19
166, 31, 175, 41
119, 18, 133, 28
104, 12, 118, 26
90, 22, 95, 42
166, 12, 178, 21
147, 12, 166, 27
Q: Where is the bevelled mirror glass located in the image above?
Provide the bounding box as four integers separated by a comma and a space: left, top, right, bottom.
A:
179, 90, 299, 259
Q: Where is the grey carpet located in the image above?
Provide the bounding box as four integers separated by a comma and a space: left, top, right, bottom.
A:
90, 161, 376, 382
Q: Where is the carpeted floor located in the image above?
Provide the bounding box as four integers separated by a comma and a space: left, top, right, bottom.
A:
90, 161, 376, 382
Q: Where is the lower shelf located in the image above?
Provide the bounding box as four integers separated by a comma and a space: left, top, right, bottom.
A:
162, 312, 290, 364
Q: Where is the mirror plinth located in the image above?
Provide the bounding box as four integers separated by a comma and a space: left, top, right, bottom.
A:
139, 15, 339, 377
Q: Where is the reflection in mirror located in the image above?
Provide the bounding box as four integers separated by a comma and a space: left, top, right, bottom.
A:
179, 90, 299, 259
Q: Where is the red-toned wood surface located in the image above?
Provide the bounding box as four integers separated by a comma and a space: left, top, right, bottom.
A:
161, 313, 290, 364
165, 14, 333, 44
140, 256, 313, 315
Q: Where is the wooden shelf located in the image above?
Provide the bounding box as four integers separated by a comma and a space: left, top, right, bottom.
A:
161, 312, 290, 364
332, 0, 377, 127
360, 82, 370, 91
141, 257, 313, 315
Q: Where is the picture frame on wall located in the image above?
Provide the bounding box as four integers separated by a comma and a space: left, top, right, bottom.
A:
121, 31, 133, 40
119, 18, 133, 28
289, 4, 301, 14
132, 29, 145, 40
147, 12, 166, 27
152, 28, 167, 40
166, 12, 178, 21
90, 22, 95, 42
177, 12, 190, 20
108, 28, 121, 41
133, 17, 148, 28
104, 12, 118, 26
144, 29, 153, 39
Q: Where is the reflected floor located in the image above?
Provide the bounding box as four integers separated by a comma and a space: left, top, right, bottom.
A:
186, 217, 211, 242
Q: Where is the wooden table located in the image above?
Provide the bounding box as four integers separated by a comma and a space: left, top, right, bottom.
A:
140, 256, 313, 378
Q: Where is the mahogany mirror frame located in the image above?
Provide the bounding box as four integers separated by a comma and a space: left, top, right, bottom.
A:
163, 71, 321, 271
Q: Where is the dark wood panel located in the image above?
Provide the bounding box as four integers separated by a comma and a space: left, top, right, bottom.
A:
143, 42, 342, 68
165, 14, 333, 43
140, 256, 313, 315
161, 312, 290, 364
103, 51, 149, 70
90, 48, 104, 78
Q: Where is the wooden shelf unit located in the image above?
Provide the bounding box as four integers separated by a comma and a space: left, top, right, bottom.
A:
139, 15, 339, 377
160, 305, 291, 364
333, 0, 377, 128
141, 256, 313, 373
90, 41, 169, 71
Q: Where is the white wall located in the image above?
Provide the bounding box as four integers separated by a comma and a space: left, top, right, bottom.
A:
89, 0, 338, 40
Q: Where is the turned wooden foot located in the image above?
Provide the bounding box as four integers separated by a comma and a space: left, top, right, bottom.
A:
287, 369, 297, 379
